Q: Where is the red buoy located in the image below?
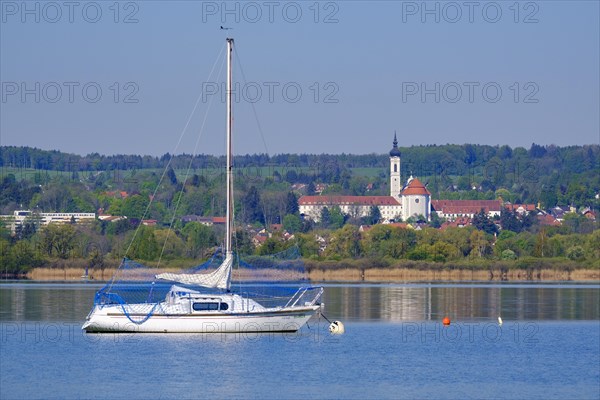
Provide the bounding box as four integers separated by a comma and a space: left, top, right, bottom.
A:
442, 316, 451, 326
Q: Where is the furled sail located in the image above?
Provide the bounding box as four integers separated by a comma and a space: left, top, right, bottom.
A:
155, 252, 233, 290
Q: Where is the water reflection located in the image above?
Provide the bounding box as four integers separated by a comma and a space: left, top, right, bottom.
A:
0, 283, 99, 322
324, 284, 600, 322
1, 283, 598, 322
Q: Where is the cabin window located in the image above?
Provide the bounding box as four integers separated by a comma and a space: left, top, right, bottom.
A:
192, 302, 219, 311
220, 303, 229, 311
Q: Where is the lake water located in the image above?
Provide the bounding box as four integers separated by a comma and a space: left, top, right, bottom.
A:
1, 282, 599, 399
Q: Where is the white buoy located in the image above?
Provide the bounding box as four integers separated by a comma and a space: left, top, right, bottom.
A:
329, 320, 345, 334
498, 316, 503, 326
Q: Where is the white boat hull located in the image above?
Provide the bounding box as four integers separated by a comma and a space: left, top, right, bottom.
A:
83, 305, 320, 333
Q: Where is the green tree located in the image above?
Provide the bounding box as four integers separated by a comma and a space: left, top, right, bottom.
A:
128, 226, 159, 260
442, 227, 471, 257
407, 240, 458, 262
500, 209, 522, 232
257, 236, 285, 255
363, 224, 392, 257
429, 212, 445, 228
233, 229, 254, 255
472, 209, 498, 235
431, 241, 459, 262
563, 213, 595, 234
122, 194, 149, 220
0, 238, 14, 273
320, 207, 331, 228
10, 241, 39, 272
469, 230, 489, 258
368, 205, 382, 225
501, 249, 517, 260
182, 222, 217, 258
242, 186, 263, 224
154, 229, 186, 259
105, 219, 132, 235
457, 176, 471, 191
89, 248, 106, 277
329, 206, 345, 229
283, 214, 302, 233
324, 225, 361, 259
407, 245, 429, 260
41, 224, 77, 259
566, 245, 585, 261
584, 230, 600, 261
285, 192, 299, 215
363, 225, 416, 259
495, 188, 512, 202
167, 167, 178, 185
533, 229, 549, 258
296, 232, 321, 258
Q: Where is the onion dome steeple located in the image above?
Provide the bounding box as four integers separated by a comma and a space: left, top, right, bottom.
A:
389, 132, 401, 157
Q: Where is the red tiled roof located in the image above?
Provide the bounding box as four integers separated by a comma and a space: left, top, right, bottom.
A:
505, 204, 536, 212
537, 214, 561, 226
401, 178, 431, 196
439, 217, 472, 230
298, 195, 400, 206
388, 222, 409, 228
432, 200, 501, 214
253, 235, 268, 243
212, 217, 226, 224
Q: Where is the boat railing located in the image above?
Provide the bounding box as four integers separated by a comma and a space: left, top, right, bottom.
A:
284, 286, 323, 308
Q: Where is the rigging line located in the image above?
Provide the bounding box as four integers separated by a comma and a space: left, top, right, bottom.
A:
114, 43, 226, 286
156, 50, 227, 268
233, 46, 270, 157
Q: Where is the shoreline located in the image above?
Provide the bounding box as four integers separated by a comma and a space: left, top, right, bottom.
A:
10, 266, 600, 282
307, 267, 600, 282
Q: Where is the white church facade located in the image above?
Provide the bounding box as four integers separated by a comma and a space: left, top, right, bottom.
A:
298, 134, 432, 223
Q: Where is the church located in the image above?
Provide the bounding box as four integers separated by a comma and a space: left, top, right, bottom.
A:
298, 134, 432, 223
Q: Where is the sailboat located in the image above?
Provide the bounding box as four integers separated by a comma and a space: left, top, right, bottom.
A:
82, 38, 323, 333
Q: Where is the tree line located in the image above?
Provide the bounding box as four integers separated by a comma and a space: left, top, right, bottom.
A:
2, 143, 599, 208
1, 142, 598, 274
1, 207, 598, 275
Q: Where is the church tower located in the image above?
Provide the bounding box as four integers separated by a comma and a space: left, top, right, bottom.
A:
389, 132, 401, 201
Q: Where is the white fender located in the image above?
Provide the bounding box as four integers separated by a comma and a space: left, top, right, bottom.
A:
329, 320, 345, 334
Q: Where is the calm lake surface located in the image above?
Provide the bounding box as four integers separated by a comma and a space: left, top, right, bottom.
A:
1, 282, 599, 399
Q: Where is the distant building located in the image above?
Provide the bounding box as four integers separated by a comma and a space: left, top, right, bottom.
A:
431, 200, 502, 220
299, 195, 401, 222
401, 176, 431, 221
537, 214, 561, 226
439, 217, 472, 230
180, 215, 226, 226
299, 134, 431, 222
582, 208, 596, 221
504, 203, 537, 215
0, 210, 96, 234
549, 206, 576, 221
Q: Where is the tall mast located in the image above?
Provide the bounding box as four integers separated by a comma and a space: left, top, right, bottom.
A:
225, 38, 234, 255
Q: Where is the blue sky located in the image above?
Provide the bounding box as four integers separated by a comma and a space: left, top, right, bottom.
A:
1, 1, 599, 156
